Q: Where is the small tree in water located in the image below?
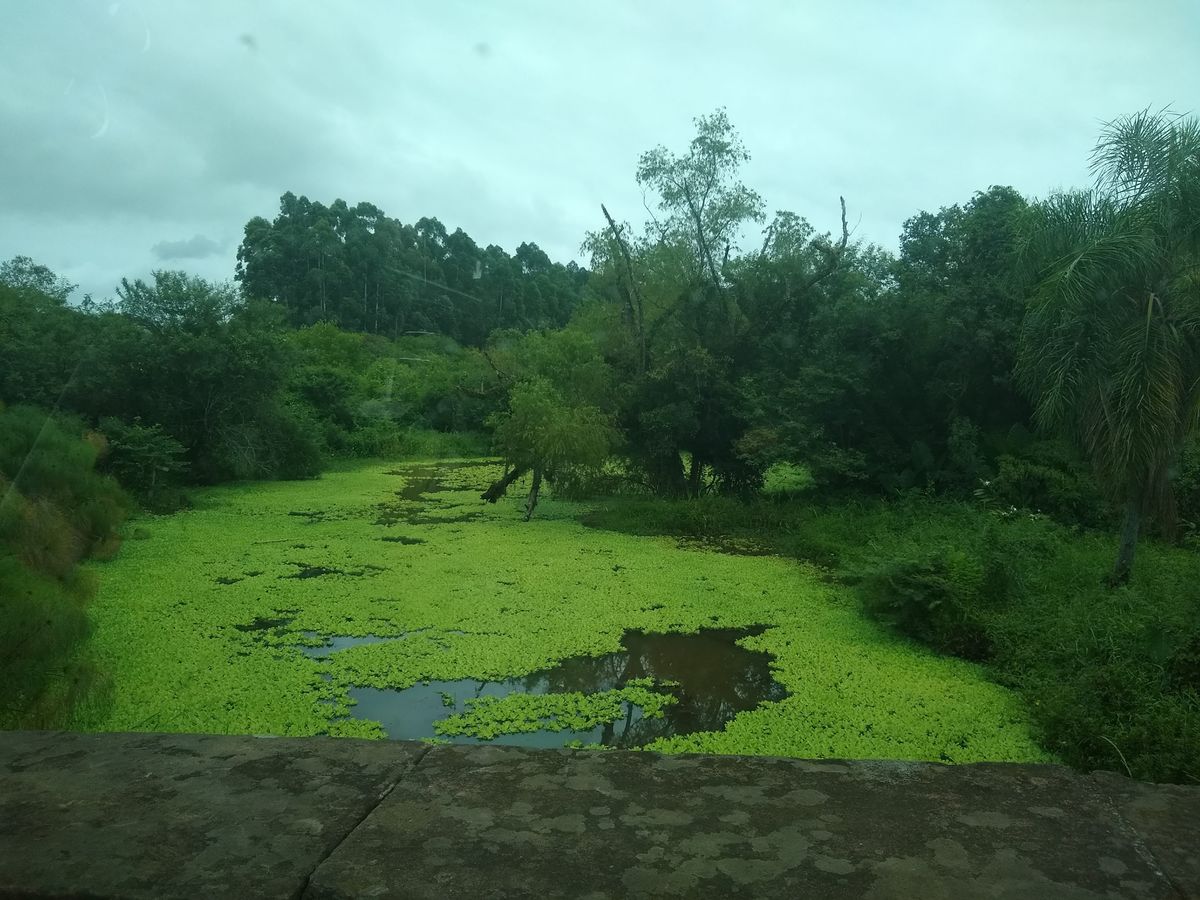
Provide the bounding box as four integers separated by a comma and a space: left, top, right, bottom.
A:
1017, 109, 1200, 585
481, 330, 618, 519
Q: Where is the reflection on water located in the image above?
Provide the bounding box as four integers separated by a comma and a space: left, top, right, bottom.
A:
322, 627, 787, 748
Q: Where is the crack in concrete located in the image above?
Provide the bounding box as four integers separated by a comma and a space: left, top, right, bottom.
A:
1086, 772, 1187, 899
296, 742, 434, 900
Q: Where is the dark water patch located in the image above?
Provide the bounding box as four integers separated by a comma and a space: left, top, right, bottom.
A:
298, 628, 469, 658
407, 512, 482, 526
281, 562, 385, 580
282, 564, 344, 580
397, 466, 454, 501
235, 612, 297, 633
375, 503, 482, 527
299, 633, 401, 658
333, 627, 786, 749
287, 510, 327, 523
678, 536, 775, 557
380, 535, 426, 545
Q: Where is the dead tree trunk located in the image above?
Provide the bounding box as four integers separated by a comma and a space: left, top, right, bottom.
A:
523, 468, 543, 521
481, 466, 527, 503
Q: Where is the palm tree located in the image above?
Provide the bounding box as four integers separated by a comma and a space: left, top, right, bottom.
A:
1017, 109, 1200, 585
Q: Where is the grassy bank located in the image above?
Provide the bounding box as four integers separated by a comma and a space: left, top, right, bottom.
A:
583, 495, 1200, 783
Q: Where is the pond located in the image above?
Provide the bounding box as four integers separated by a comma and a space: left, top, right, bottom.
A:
301, 627, 787, 748
82, 459, 1051, 763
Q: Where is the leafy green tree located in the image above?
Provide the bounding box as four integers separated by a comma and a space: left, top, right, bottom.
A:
1017, 110, 1200, 584
482, 329, 619, 517
490, 377, 618, 519
83, 271, 321, 482
98, 418, 189, 511
0, 255, 77, 302
635, 108, 765, 289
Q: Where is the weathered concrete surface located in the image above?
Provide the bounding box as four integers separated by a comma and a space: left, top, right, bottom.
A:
1093, 771, 1200, 899
2, 733, 1198, 899
0, 731, 424, 899
308, 744, 1195, 899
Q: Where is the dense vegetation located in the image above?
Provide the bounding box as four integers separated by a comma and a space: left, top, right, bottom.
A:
1, 109, 1197, 782
77, 460, 1049, 765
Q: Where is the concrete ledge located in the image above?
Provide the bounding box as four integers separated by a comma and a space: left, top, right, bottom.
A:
1, 732, 1197, 899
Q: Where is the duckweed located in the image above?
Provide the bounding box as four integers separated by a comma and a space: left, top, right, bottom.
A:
80, 459, 1052, 763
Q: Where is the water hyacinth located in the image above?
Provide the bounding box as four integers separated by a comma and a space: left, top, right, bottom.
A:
80, 460, 1052, 763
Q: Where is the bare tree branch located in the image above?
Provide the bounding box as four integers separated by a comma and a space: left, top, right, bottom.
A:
601, 203, 648, 373
801, 196, 851, 292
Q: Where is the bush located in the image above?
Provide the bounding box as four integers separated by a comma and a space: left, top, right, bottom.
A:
762, 462, 815, 497
1175, 438, 1200, 539
980, 441, 1109, 527
0, 404, 128, 728
343, 422, 487, 460
859, 546, 993, 661
99, 417, 189, 511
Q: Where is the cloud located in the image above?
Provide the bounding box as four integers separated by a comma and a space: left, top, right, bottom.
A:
1, 0, 1198, 300
151, 234, 223, 261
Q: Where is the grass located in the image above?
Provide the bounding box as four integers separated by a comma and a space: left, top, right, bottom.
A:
79, 459, 1051, 764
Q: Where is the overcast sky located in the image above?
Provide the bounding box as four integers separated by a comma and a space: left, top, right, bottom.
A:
3, 0, 1198, 300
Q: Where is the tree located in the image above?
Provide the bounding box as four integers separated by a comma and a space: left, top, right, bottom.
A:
582, 110, 855, 497
0, 255, 77, 303
636, 108, 765, 289
480, 329, 618, 518
1017, 110, 1200, 584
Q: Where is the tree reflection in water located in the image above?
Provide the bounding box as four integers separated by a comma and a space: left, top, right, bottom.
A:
343, 627, 787, 747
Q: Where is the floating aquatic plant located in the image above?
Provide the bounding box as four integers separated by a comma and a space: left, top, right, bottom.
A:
81, 460, 1053, 763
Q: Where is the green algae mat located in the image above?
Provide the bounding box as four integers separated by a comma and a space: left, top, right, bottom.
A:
80, 460, 1051, 762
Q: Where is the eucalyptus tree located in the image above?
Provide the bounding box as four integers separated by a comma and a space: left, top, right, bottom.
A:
1017, 110, 1200, 584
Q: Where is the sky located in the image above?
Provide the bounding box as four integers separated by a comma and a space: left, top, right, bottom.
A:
2, 0, 1198, 301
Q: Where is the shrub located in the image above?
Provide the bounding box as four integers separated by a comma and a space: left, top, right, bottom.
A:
99, 417, 189, 511
858, 545, 993, 661
0, 404, 128, 728
981, 441, 1109, 527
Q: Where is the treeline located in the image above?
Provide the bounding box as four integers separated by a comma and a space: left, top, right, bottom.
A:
0, 257, 496, 726
235, 193, 589, 344
479, 110, 1200, 578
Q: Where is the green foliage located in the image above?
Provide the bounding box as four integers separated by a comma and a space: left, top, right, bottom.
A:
859, 547, 993, 661
761, 462, 815, 497
1174, 437, 1200, 540
98, 418, 189, 511
0, 405, 128, 728
0, 255, 77, 302
1016, 110, 1200, 578
490, 378, 617, 474
980, 440, 1110, 527
342, 425, 487, 460
235, 193, 587, 343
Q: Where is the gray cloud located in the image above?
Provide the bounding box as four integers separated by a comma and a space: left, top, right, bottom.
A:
1, 0, 1198, 301
151, 234, 223, 260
